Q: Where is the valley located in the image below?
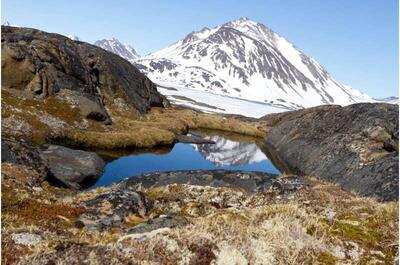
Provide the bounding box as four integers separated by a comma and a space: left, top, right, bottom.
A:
1, 23, 398, 265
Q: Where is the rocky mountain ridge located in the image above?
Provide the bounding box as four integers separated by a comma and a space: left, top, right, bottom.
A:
134, 18, 373, 110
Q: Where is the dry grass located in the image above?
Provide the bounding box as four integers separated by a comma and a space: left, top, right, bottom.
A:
146, 107, 266, 137
2, 171, 398, 264
117, 179, 398, 265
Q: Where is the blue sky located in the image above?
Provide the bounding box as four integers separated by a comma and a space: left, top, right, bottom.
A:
2, 0, 398, 98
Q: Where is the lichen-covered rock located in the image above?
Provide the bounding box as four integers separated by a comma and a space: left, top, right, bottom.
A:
1, 139, 49, 186
77, 188, 150, 230
261, 103, 399, 201
1, 26, 169, 124
40, 145, 105, 190
1, 116, 33, 140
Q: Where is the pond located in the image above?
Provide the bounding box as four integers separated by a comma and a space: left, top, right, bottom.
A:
92, 130, 280, 188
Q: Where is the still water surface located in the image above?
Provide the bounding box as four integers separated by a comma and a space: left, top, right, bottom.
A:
92, 131, 280, 187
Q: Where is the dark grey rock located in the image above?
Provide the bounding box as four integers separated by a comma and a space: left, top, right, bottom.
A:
261, 103, 399, 201
176, 134, 216, 144
40, 145, 105, 190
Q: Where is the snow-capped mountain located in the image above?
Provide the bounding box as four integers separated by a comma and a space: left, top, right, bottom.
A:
67, 35, 80, 41
374, 96, 398, 105
134, 18, 372, 110
94, 38, 140, 62
2, 21, 19, 27
192, 135, 267, 166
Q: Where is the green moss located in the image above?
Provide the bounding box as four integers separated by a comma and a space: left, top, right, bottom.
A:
41, 181, 74, 195
317, 252, 337, 265
125, 216, 147, 227
306, 225, 317, 236
325, 218, 383, 247
150, 208, 164, 217
41, 97, 82, 125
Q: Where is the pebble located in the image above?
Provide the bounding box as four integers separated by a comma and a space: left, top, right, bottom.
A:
11, 233, 42, 247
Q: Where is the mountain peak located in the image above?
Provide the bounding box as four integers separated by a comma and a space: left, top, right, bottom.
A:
232, 17, 251, 22
106, 37, 119, 42
220, 18, 275, 42
94, 38, 140, 61
67, 35, 80, 41
225, 17, 260, 27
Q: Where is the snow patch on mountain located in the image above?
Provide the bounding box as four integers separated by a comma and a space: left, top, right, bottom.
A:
158, 85, 289, 118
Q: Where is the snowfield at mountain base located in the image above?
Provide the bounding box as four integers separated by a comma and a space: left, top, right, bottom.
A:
158, 85, 289, 118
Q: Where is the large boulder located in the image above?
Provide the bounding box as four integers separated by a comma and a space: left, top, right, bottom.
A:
1, 26, 169, 123
40, 145, 105, 190
261, 103, 399, 201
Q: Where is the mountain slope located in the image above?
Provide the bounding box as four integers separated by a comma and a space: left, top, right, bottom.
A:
95, 38, 140, 62
134, 18, 372, 110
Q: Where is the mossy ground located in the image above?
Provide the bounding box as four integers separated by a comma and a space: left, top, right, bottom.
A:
2, 89, 267, 150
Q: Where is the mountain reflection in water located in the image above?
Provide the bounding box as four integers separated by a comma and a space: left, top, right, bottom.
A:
192, 135, 267, 166
92, 131, 279, 188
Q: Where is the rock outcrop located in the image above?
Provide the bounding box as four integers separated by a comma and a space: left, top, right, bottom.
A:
1, 26, 169, 124
261, 103, 399, 201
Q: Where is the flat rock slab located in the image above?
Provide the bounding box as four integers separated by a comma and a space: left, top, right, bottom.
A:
119, 170, 304, 194
40, 145, 105, 190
